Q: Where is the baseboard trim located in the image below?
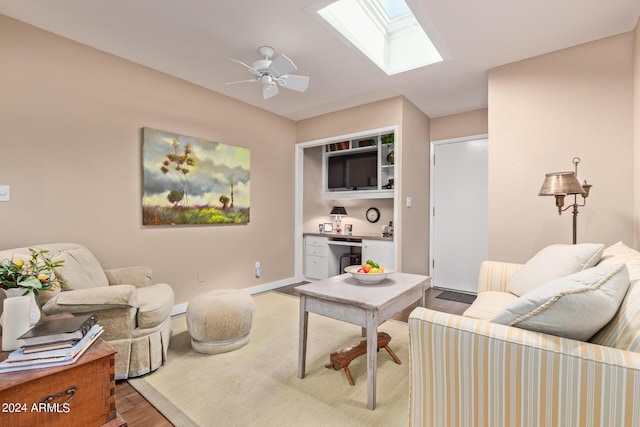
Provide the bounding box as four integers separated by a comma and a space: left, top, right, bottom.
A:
170, 276, 298, 316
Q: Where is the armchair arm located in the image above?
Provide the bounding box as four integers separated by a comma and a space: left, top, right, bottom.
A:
408, 307, 640, 427
104, 266, 152, 288
41, 284, 139, 315
477, 260, 523, 292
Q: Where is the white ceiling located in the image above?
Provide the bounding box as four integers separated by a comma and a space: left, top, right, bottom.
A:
1, 1, 638, 121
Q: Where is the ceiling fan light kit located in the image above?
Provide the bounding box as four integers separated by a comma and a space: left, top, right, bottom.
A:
227, 46, 310, 99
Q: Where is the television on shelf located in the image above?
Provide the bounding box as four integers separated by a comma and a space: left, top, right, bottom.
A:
327, 151, 377, 191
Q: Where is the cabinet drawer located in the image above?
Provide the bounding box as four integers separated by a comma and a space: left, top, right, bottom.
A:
305, 236, 328, 247
305, 255, 328, 280
305, 245, 328, 257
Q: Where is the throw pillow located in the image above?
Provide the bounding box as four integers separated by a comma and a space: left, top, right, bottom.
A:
491, 263, 629, 341
591, 242, 640, 350
598, 241, 640, 278
507, 243, 604, 296
51, 246, 109, 290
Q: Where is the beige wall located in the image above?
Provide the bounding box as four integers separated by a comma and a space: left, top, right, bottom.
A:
634, 19, 640, 247
488, 32, 635, 262
398, 98, 431, 274
0, 17, 296, 305
296, 97, 404, 143
430, 109, 488, 142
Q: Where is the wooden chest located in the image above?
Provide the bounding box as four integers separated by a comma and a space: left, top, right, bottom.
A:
0, 339, 123, 427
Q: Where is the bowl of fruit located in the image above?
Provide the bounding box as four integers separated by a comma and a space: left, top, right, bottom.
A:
345, 259, 394, 284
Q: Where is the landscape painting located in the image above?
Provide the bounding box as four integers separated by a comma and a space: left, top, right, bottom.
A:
142, 127, 250, 225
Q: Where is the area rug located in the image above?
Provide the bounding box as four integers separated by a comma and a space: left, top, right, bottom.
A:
436, 290, 476, 304
128, 292, 410, 426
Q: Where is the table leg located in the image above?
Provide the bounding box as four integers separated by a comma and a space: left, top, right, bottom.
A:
298, 295, 309, 379
366, 310, 379, 410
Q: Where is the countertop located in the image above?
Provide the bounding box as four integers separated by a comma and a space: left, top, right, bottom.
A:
303, 232, 393, 242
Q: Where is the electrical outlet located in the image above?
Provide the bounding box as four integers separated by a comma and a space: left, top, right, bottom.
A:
0, 185, 10, 202
255, 261, 262, 278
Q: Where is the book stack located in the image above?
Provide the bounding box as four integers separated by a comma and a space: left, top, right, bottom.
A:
0, 313, 103, 373
325, 141, 350, 152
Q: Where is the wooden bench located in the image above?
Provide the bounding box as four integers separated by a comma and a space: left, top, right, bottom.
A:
325, 332, 401, 385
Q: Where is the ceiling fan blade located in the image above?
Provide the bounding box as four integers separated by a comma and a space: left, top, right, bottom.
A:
226, 78, 259, 85
279, 74, 310, 92
228, 58, 261, 77
269, 53, 297, 77
263, 83, 279, 99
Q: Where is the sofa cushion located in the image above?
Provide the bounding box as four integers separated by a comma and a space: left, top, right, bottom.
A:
507, 243, 604, 297
462, 291, 519, 320
104, 266, 152, 288
598, 241, 640, 267
135, 283, 175, 329
42, 285, 139, 314
0, 248, 33, 264
50, 245, 109, 290
491, 263, 629, 341
590, 242, 640, 350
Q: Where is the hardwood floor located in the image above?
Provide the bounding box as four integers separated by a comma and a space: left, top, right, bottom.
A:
115, 285, 472, 426
115, 381, 172, 427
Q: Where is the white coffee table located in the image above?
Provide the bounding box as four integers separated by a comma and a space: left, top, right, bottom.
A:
296, 272, 431, 410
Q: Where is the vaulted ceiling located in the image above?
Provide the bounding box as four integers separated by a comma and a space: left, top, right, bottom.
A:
1, 1, 638, 121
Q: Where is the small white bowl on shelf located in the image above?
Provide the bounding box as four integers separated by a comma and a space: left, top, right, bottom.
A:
344, 265, 394, 284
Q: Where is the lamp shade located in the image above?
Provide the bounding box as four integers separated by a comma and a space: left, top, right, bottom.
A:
538, 171, 586, 196
330, 206, 348, 216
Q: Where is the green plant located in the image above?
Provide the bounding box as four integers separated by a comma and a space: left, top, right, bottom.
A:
0, 249, 65, 295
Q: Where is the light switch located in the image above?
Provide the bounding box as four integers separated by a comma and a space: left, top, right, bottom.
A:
0, 185, 9, 202
406, 196, 412, 208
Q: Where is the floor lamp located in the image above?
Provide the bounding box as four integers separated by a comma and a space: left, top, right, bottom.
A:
538, 157, 592, 244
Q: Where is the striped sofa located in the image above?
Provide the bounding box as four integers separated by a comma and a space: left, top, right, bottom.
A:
408, 242, 640, 427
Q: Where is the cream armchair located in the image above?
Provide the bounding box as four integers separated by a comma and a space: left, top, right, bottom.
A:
0, 243, 174, 379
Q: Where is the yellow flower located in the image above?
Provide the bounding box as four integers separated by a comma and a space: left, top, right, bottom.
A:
37, 274, 49, 282
12, 259, 24, 268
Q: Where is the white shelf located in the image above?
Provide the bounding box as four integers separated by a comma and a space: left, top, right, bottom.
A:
323, 189, 393, 200
325, 145, 376, 156
323, 131, 395, 197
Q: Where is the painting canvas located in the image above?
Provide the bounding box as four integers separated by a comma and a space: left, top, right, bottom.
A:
142, 128, 250, 225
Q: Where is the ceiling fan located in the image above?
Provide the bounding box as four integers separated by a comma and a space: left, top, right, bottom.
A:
227, 46, 310, 99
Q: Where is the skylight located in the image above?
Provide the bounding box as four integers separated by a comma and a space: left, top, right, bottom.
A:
377, 0, 410, 19
317, 0, 442, 75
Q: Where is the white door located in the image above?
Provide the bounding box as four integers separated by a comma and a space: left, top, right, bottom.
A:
431, 137, 488, 293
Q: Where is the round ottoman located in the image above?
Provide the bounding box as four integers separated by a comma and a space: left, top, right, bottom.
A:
186, 289, 255, 354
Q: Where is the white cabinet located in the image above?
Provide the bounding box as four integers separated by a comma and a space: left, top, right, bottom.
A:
305, 236, 393, 279
305, 236, 329, 280
362, 240, 395, 270
322, 131, 395, 200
